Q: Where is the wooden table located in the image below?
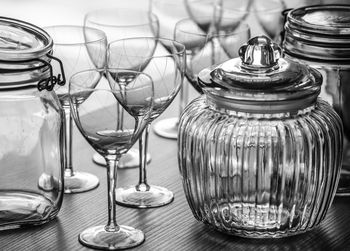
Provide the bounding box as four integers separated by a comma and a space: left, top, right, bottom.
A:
1, 89, 350, 251
1, 1, 350, 249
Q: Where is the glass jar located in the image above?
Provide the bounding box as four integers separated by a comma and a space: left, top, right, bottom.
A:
282, 5, 350, 195
178, 36, 343, 238
0, 17, 65, 229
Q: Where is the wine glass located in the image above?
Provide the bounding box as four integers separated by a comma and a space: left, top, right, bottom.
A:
40, 25, 107, 193
253, 0, 287, 41
174, 18, 250, 93
108, 38, 186, 208
150, 0, 189, 139
184, 0, 252, 34
184, 0, 285, 41
84, 8, 159, 168
69, 68, 154, 250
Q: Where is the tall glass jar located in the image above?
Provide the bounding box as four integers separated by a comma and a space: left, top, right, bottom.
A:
0, 17, 65, 229
282, 5, 350, 196
178, 36, 343, 238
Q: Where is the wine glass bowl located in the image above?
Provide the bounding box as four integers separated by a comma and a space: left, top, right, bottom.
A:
174, 18, 250, 93
84, 8, 159, 168
184, 0, 252, 33
253, 0, 286, 40
150, 0, 189, 40
184, 0, 284, 41
108, 37, 186, 208
69, 68, 154, 250
84, 8, 159, 41
41, 25, 107, 193
150, 0, 190, 140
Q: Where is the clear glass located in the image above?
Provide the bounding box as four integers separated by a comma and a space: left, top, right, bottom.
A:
0, 86, 64, 229
150, 0, 190, 139
284, 55, 350, 196
184, 0, 285, 41
43, 25, 107, 193
178, 96, 343, 238
84, 8, 159, 167
175, 18, 250, 93
69, 68, 154, 250
108, 37, 186, 208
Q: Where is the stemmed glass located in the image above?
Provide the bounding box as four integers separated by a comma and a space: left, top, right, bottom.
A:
69, 68, 154, 250
150, 0, 189, 139
84, 8, 159, 168
253, 0, 287, 41
175, 18, 250, 93
108, 38, 186, 208
40, 25, 107, 193
184, 0, 252, 33
184, 0, 285, 41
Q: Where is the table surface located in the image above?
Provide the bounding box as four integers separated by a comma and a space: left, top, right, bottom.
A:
1, 1, 350, 250
1, 83, 350, 251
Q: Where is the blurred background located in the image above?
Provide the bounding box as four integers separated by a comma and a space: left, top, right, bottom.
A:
0, 0, 348, 29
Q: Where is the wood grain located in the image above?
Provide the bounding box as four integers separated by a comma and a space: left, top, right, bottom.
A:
1, 89, 350, 251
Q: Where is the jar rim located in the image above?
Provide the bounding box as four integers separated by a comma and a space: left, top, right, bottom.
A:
0, 16, 53, 61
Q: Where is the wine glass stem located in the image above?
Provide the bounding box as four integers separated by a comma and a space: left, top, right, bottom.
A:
105, 157, 120, 232
179, 79, 189, 119
64, 107, 74, 176
137, 123, 151, 191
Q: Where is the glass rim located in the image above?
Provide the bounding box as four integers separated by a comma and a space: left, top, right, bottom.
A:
107, 37, 186, 58
184, 0, 284, 14
175, 19, 250, 37
43, 25, 107, 46
69, 67, 153, 89
84, 8, 158, 28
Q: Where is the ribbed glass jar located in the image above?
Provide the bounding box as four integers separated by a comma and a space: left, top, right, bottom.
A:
178, 95, 342, 238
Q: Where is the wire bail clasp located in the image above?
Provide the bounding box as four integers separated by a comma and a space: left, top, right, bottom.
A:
37, 54, 66, 91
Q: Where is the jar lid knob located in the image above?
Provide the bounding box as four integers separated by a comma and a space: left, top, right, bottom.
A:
239, 35, 282, 70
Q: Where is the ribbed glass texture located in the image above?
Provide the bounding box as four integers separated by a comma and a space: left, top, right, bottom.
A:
178, 96, 343, 238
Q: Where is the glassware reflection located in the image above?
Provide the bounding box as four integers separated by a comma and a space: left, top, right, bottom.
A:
108, 38, 186, 208
84, 8, 159, 167
69, 68, 154, 250
42, 25, 107, 193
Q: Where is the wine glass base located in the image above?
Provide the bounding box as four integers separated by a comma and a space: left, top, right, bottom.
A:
79, 225, 145, 250
92, 148, 151, 168
64, 171, 99, 194
153, 117, 178, 139
115, 185, 174, 208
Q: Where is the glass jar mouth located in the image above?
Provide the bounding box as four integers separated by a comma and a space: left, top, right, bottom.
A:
283, 5, 350, 61
287, 5, 350, 35
0, 17, 65, 91
0, 17, 53, 61
204, 87, 318, 114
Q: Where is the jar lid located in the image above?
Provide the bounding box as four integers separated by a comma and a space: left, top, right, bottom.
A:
0, 17, 52, 61
0, 17, 65, 91
283, 5, 350, 61
198, 36, 322, 113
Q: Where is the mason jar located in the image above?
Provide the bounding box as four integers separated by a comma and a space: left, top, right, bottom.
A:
282, 5, 350, 195
178, 36, 343, 238
0, 17, 65, 229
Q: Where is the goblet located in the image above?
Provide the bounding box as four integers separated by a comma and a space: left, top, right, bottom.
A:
184, 0, 284, 41
253, 0, 287, 41
69, 68, 154, 250
150, 0, 189, 139
41, 25, 107, 193
174, 18, 250, 93
184, 0, 252, 34
108, 38, 186, 208
84, 8, 159, 168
